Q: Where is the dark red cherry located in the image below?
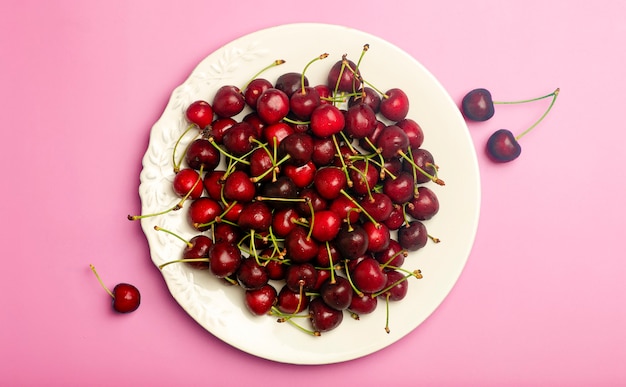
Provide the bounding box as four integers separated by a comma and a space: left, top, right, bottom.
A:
209, 242, 242, 278
397, 220, 428, 252
313, 166, 347, 200
382, 171, 415, 204
335, 224, 369, 260
284, 226, 319, 263
348, 159, 379, 197
237, 257, 270, 290
360, 192, 393, 222
285, 262, 318, 293
409, 148, 437, 184
407, 186, 440, 220
348, 291, 378, 315
320, 276, 353, 310
381, 269, 409, 301
374, 239, 406, 268
362, 221, 390, 253
237, 201, 272, 232
275, 72, 308, 97
277, 284, 309, 314
278, 132, 314, 166
208, 117, 236, 144
182, 235, 213, 270
290, 86, 321, 120
327, 59, 360, 92
222, 122, 257, 156
185, 138, 220, 172
344, 103, 377, 139
311, 136, 336, 166
212, 85, 245, 118
486, 129, 522, 162
461, 88, 495, 121
376, 125, 410, 160
271, 207, 299, 237
111, 283, 141, 313
351, 256, 387, 293
243, 78, 273, 108
309, 297, 344, 333
396, 118, 424, 150
348, 87, 381, 113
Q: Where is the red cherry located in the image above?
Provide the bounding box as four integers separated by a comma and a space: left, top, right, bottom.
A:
188, 197, 222, 231
182, 235, 213, 270
173, 168, 203, 199
89, 265, 140, 314
256, 88, 290, 124
222, 170, 256, 202
208, 242, 242, 278
310, 210, 341, 242
282, 161, 317, 189
212, 85, 245, 118
351, 257, 387, 294
313, 166, 347, 200
380, 88, 409, 122
309, 297, 344, 333
244, 284, 277, 316
185, 100, 214, 129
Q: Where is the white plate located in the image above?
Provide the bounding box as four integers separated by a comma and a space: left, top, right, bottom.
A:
138, 23, 480, 365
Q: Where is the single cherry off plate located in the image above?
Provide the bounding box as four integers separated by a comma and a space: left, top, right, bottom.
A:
137, 23, 481, 365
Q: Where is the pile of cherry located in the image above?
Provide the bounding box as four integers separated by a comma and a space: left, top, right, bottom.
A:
136, 49, 445, 335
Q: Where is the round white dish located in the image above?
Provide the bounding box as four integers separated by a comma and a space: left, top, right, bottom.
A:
138, 23, 480, 365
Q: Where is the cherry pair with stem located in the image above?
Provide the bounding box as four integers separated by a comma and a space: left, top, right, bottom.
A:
462, 87, 560, 162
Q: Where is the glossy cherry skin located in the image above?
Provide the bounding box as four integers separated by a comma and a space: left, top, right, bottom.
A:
212, 85, 245, 118
348, 291, 378, 315
351, 256, 387, 294
208, 242, 242, 278
310, 210, 341, 242
244, 284, 277, 316
285, 262, 318, 293
409, 148, 437, 184
461, 88, 495, 121
380, 88, 409, 122
374, 239, 406, 268
382, 171, 415, 204
237, 201, 272, 232
320, 276, 353, 310
277, 284, 310, 314
344, 103, 377, 139
222, 170, 256, 202
290, 86, 321, 120
348, 87, 381, 113
486, 129, 522, 162
407, 186, 440, 220
275, 72, 308, 97
310, 104, 345, 138
222, 122, 257, 156
256, 88, 290, 124
327, 59, 360, 92
381, 269, 409, 301
396, 118, 424, 150
278, 132, 314, 166
237, 257, 270, 290
313, 166, 347, 200
309, 297, 344, 333
397, 220, 428, 252
188, 197, 222, 231
185, 138, 220, 172
185, 100, 213, 129
112, 283, 141, 313
376, 125, 410, 160
282, 161, 316, 189
244, 78, 273, 108
335, 224, 369, 260
173, 168, 203, 199
284, 226, 319, 263
362, 221, 390, 253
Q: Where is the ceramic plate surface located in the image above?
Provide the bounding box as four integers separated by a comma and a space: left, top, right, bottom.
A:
139, 23, 480, 365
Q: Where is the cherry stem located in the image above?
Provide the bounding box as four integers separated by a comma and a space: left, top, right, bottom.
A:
172, 124, 197, 173
397, 150, 445, 185
515, 88, 560, 140
89, 264, 114, 298
153, 225, 192, 248
493, 88, 558, 105
339, 189, 379, 228
300, 53, 329, 93
343, 259, 364, 298
158, 258, 209, 270
241, 59, 285, 91
208, 137, 251, 165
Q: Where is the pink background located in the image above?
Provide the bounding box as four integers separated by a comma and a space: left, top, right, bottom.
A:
2, 1, 625, 385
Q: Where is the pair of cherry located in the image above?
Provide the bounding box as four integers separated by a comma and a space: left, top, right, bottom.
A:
461, 87, 560, 162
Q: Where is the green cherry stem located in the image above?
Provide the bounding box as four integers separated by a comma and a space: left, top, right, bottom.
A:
493, 88, 559, 105
515, 88, 560, 140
